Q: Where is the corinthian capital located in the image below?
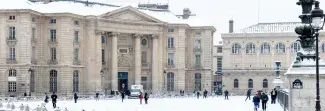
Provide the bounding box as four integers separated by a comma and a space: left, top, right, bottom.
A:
132, 34, 142, 38
151, 34, 159, 39
111, 32, 120, 37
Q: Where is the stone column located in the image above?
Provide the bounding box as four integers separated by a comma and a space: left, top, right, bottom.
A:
151, 35, 159, 91
133, 34, 142, 85
111, 32, 119, 91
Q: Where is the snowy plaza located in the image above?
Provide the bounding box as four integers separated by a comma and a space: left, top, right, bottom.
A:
0, 96, 284, 111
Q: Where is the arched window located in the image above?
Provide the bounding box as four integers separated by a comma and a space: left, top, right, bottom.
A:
291, 42, 301, 52
73, 70, 79, 92
276, 43, 286, 53
232, 43, 241, 54
246, 43, 256, 54
30, 70, 35, 92
261, 43, 270, 53
234, 79, 239, 88
50, 70, 58, 92
8, 69, 17, 77
248, 79, 253, 88
167, 72, 174, 91
263, 79, 268, 88
322, 43, 325, 52
195, 73, 202, 91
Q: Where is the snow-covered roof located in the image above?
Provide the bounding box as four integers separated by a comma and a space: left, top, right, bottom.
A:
0, 0, 213, 27
236, 22, 301, 33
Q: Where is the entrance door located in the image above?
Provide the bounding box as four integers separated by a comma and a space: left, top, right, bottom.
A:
118, 72, 128, 91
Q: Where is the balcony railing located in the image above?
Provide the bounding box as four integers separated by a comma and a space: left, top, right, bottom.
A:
48, 59, 58, 65
48, 40, 58, 44
195, 64, 201, 69
73, 60, 81, 65
73, 40, 80, 46
6, 58, 17, 64
6, 37, 17, 45
193, 48, 202, 52
166, 64, 175, 68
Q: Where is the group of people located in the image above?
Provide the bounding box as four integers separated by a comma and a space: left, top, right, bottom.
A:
138, 92, 149, 104
251, 88, 278, 111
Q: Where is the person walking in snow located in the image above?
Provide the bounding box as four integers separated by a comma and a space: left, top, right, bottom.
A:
139, 92, 144, 104
44, 93, 49, 103
261, 92, 269, 111
19, 103, 24, 111
51, 92, 58, 108
95, 92, 99, 101
203, 90, 208, 98
144, 92, 149, 104
196, 91, 200, 99
252, 93, 261, 111
270, 88, 277, 104
121, 91, 125, 102
245, 89, 252, 101
74, 93, 78, 103
224, 90, 229, 100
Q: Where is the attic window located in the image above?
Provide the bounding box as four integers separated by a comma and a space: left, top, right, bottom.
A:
168, 28, 174, 32
50, 19, 56, 24
9, 15, 15, 20
74, 21, 79, 25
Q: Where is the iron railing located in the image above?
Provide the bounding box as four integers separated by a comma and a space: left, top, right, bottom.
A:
277, 89, 289, 111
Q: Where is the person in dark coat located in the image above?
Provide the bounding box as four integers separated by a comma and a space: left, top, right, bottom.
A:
261, 92, 269, 111
196, 91, 200, 99
270, 88, 277, 104
144, 92, 149, 104
203, 90, 208, 98
252, 93, 260, 111
44, 93, 49, 103
74, 93, 78, 103
51, 92, 57, 108
224, 90, 229, 100
95, 92, 99, 101
121, 91, 125, 102
245, 89, 252, 101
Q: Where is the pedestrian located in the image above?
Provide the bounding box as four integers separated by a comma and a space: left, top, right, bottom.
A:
51, 92, 58, 108
95, 92, 99, 101
11, 103, 15, 110
270, 88, 277, 104
224, 90, 229, 100
44, 93, 49, 103
19, 103, 24, 111
139, 92, 144, 104
74, 93, 78, 103
196, 91, 200, 99
121, 91, 125, 102
261, 92, 269, 111
144, 92, 149, 104
252, 93, 260, 111
245, 89, 252, 101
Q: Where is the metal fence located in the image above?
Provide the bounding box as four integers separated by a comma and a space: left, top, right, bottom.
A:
277, 89, 289, 111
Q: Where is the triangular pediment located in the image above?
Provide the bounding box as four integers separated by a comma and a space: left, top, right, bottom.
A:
100, 6, 162, 23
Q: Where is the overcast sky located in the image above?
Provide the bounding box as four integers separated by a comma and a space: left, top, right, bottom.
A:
91, 0, 325, 45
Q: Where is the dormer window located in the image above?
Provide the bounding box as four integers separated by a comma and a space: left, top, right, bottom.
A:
50, 19, 56, 24
9, 16, 15, 20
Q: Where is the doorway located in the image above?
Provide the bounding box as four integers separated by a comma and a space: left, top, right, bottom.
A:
118, 72, 128, 91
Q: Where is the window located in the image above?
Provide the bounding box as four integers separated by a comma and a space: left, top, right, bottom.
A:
50, 29, 56, 42
168, 53, 174, 66
74, 21, 79, 25
30, 70, 35, 92
261, 43, 270, 53
102, 49, 105, 62
195, 73, 201, 91
263, 79, 268, 88
50, 48, 56, 60
248, 79, 253, 89
74, 31, 79, 42
168, 28, 174, 32
217, 47, 222, 53
8, 82, 17, 92
9, 27, 15, 40
168, 37, 174, 48
167, 72, 174, 91
246, 43, 256, 54
32, 17, 36, 22
101, 35, 105, 43
50, 70, 58, 92
195, 40, 201, 50
9, 46, 16, 60
141, 77, 147, 90
217, 57, 222, 74
195, 55, 201, 67
142, 51, 147, 63
322, 43, 325, 52
234, 79, 239, 88
73, 70, 79, 92
50, 19, 56, 24
32, 28, 36, 39
276, 43, 286, 53
74, 48, 79, 60
232, 43, 241, 54
291, 42, 301, 52
9, 15, 15, 20
8, 69, 17, 77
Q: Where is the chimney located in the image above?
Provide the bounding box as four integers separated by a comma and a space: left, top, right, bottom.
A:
229, 20, 234, 33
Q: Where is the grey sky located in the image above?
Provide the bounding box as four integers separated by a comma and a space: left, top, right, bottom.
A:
92, 0, 325, 44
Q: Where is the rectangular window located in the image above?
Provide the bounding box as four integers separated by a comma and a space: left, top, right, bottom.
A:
50, 19, 56, 24
74, 48, 79, 60
195, 55, 201, 67
168, 53, 174, 66
195, 40, 201, 50
9, 27, 15, 40
32, 47, 36, 62
142, 51, 147, 63
168, 37, 174, 48
102, 49, 105, 62
32, 17, 36, 22
141, 77, 147, 90
217, 57, 222, 74
50, 48, 56, 60
9, 46, 15, 60
217, 47, 222, 53
8, 82, 17, 92
101, 35, 105, 43
50, 29, 56, 42
74, 21, 79, 25
32, 28, 36, 39
74, 31, 79, 42
167, 28, 174, 32
9, 16, 15, 20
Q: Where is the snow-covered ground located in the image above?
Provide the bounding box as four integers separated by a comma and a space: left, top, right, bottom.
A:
1, 96, 283, 111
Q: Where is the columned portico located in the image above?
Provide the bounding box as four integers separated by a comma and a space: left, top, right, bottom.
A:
111, 32, 119, 91
151, 35, 159, 91
133, 34, 142, 85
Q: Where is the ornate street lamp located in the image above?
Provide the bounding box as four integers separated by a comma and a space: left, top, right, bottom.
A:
272, 61, 283, 89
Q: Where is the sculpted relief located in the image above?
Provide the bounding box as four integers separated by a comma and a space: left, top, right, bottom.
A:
118, 57, 131, 67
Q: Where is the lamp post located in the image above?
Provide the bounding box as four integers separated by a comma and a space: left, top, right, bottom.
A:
296, 1, 324, 111
272, 61, 283, 89
27, 68, 33, 95
163, 70, 166, 92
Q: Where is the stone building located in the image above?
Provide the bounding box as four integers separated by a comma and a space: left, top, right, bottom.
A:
0, 0, 215, 96
220, 20, 325, 94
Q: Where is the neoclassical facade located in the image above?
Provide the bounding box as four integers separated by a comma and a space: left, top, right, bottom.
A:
0, 1, 215, 96
221, 21, 325, 94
